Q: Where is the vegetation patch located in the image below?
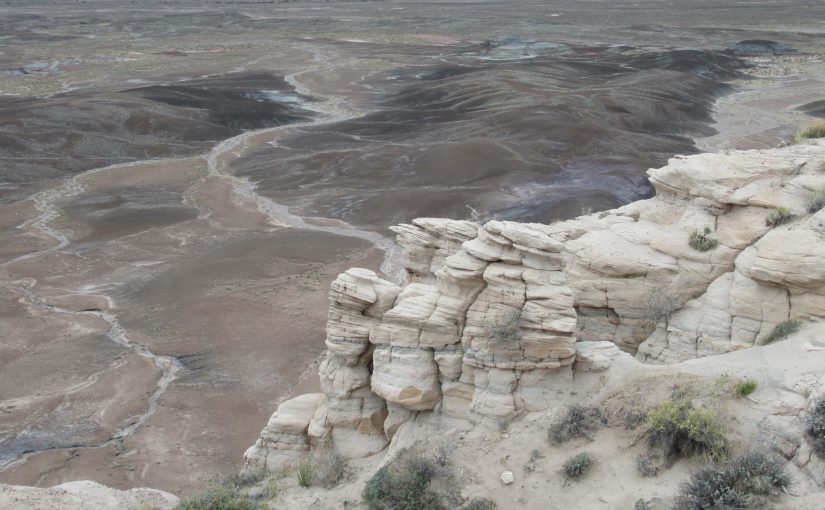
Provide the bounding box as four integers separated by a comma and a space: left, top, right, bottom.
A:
176, 486, 256, 510
765, 207, 792, 226
562, 452, 593, 479
312, 445, 348, 488
642, 288, 681, 324
805, 398, 825, 458
296, 462, 314, 488
464, 498, 497, 510
673, 451, 790, 510
806, 189, 825, 213
793, 120, 825, 143
733, 379, 758, 398
489, 310, 522, 343
647, 400, 729, 461
763, 319, 801, 344
548, 404, 607, 444
688, 226, 719, 252
635, 454, 658, 477
364, 451, 449, 510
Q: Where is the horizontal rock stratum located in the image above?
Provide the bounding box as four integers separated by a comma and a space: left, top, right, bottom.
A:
245, 140, 825, 471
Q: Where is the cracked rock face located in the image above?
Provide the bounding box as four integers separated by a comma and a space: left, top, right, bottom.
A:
247, 140, 825, 466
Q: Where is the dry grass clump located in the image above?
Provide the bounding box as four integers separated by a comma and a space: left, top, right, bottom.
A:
672, 451, 790, 510
793, 120, 825, 143
296, 462, 313, 487
806, 189, 825, 213
548, 404, 607, 444
733, 379, 758, 398
765, 207, 792, 226
688, 226, 719, 252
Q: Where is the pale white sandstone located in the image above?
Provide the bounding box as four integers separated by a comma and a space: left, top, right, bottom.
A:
0, 481, 178, 510
243, 393, 327, 471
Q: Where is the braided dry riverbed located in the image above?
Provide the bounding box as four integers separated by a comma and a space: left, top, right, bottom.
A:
1, 0, 824, 497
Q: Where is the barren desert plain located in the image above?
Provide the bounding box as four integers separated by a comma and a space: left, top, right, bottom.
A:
1, 0, 825, 503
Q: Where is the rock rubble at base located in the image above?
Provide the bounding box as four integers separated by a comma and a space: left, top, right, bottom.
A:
246, 140, 825, 470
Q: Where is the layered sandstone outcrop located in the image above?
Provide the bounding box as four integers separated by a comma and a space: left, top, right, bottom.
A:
246, 140, 825, 469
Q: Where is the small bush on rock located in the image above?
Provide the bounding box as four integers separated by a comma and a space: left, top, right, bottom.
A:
647, 400, 729, 461
364, 452, 445, 510
312, 446, 347, 488
763, 319, 801, 344
805, 398, 825, 458
672, 451, 790, 510
562, 452, 593, 479
548, 404, 606, 444
806, 189, 825, 213
642, 288, 681, 324
177, 486, 256, 510
765, 207, 792, 226
688, 226, 719, 252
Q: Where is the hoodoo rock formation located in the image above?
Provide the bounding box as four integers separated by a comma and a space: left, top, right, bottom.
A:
245, 140, 825, 472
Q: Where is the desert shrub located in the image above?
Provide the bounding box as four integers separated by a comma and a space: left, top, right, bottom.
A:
296, 462, 313, 488
433, 442, 455, 467
793, 120, 825, 143
634, 499, 649, 510
647, 400, 729, 461
642, 288, 681, 324
523, 448, 544, 472
312, 446, 347, 488
548, 404, 607, 444
806, 189, 825, 213
363, 453, 445, 510
464, 498, 497, 510
763, 319, 801, 344
805, 398, 825, 458
562, 452, 593, 479
765, 207, 792, 226
490, 310, 522, 343
672, 451, 790, 510
223, 468, 266, 489
688, 226, 719, 252
820, 161, 825, 173
733, 379, 758, 398
635, 454, 658, 477
176, 486, 256, 510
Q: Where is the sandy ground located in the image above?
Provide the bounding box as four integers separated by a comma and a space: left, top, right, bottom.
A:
0, 147, 387, 495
